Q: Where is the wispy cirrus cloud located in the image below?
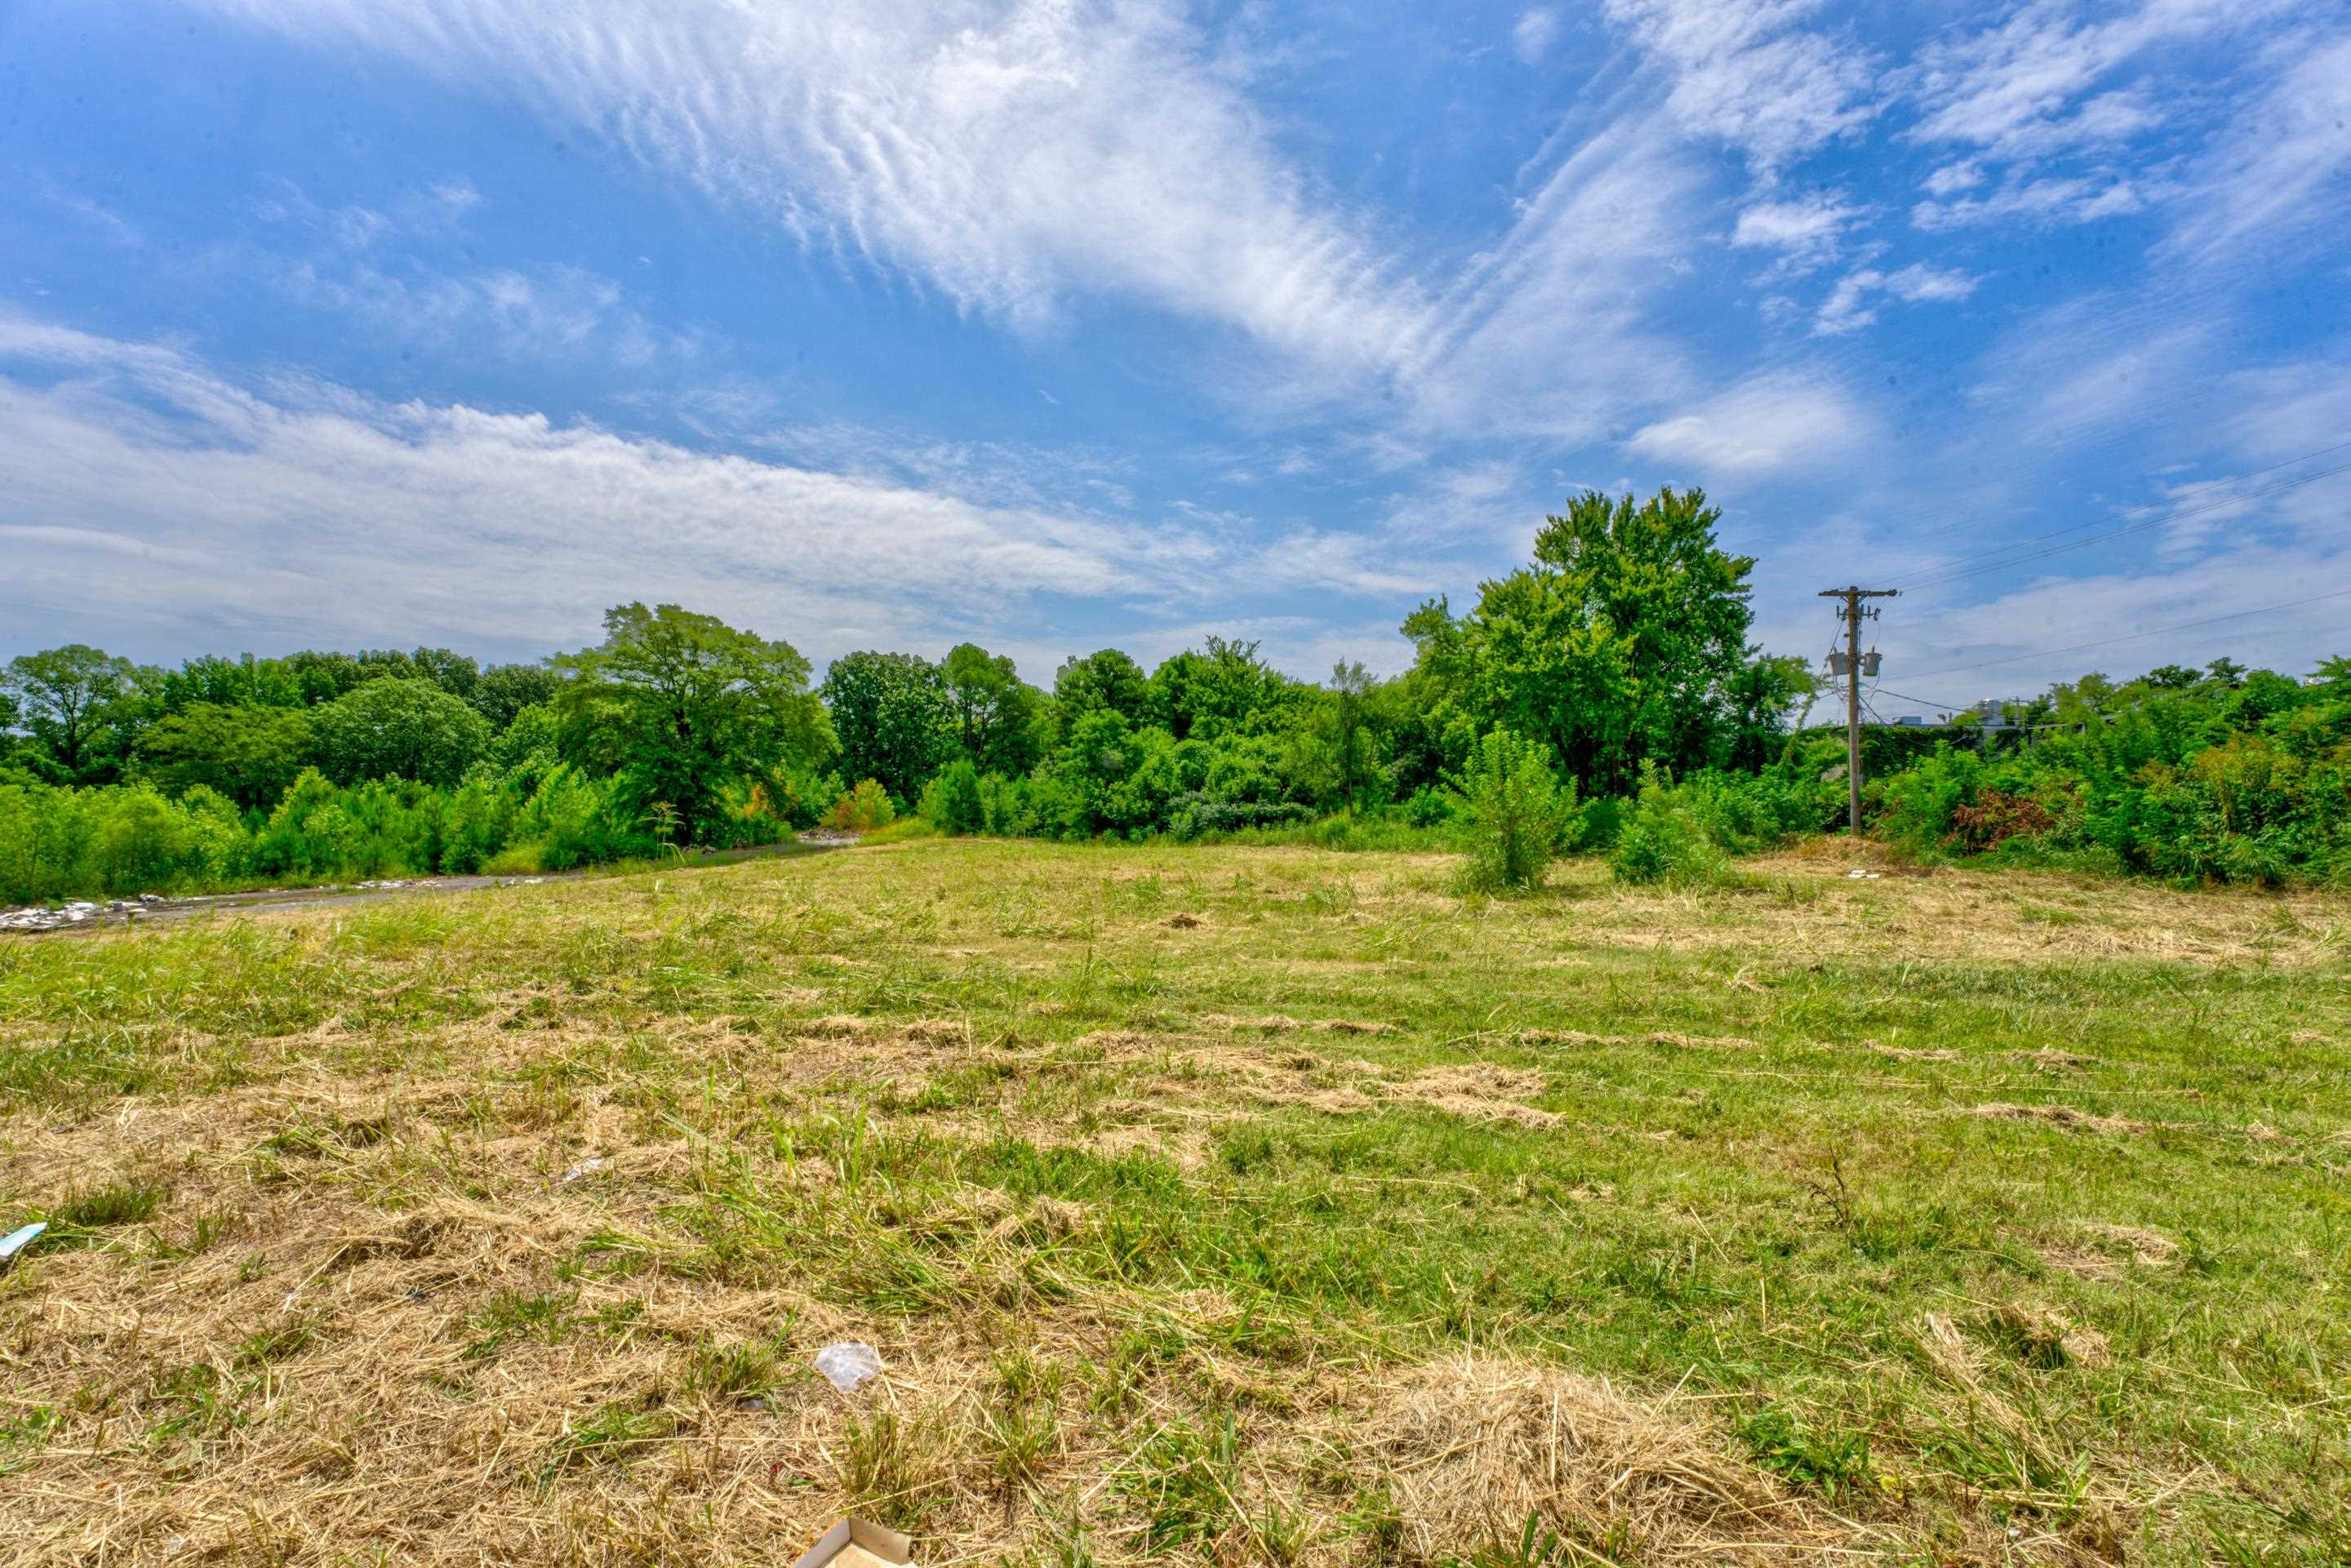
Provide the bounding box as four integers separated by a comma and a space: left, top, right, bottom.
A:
1896, 0, 2282, 161
1598, 0, 1878, 178
244, 176, 695, 366
1912, 171, 2148, 230
1405, 114, 1704, 442
2159, 31, 2351, 264
187, 0, 1439, 385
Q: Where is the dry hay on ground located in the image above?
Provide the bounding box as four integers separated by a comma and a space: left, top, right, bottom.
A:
1600, 851, 2345, 970
1353, 1355, 1881, 1564
1176, 1045, 1560, 1128
1868, 1041, 1962, 1063
1966, 1102, 2148, 1136
1518, 1028, 1758, 1051
0, 1073, 1897, 1568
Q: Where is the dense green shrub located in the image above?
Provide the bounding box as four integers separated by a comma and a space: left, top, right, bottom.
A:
1399, 786, 1459, 828
918, 758, 987, 835
1457, 728, 1576, 892
826, 778, 897, 833
0, 782, 256, 903
976, 772, 1038, 837
1609, 769, 1731, 886
509, 765, 651, 871
1166, 796, 1314, 841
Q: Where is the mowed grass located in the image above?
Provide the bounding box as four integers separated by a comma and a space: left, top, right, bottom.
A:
1, 837, 2346, 1566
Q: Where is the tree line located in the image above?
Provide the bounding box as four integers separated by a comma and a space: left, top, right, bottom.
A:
5, 486, 2346, 903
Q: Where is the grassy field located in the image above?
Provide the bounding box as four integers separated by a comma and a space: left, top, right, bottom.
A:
2, 837, 2347, 1566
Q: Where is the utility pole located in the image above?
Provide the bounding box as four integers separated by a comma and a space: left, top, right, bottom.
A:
1820, 586, 1899, 835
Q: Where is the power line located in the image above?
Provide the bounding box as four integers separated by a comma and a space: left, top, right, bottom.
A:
1866, 686, 1975, 713
1895, 460, 2351, 593
1895, 585, 2351, 681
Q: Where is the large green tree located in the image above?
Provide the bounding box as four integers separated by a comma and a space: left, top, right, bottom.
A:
136, 702, 318, 810
1405, 486, 1765, 792
1051, 648, 1149, 728
2, 643, 140, 783
1147, 637, 1296, 740
313, 677, 491, 789
555, 603, 830, 842
942, 643, 1044, 776
472, 662, 560, 730
820, 651, 955, 803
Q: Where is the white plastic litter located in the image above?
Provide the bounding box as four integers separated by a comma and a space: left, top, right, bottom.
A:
814, 1340, 883, 1394
562, 1157, 608, 1184
1845, 869, 1881, 880
0, 1221, 47, 1262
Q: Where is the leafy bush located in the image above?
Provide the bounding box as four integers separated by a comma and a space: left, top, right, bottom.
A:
826, 778, 896, 833
1399, 785, 1459, 827
1456, 729, 1576, 892
1166, 795, 1314, 841
510, 766, 649, 871
1610, 769, 1731, 886
918, 758, 987, 835
976, 772, 1037, 836
0, 781, 259, 904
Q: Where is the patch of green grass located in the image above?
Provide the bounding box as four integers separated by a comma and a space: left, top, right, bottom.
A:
834, 1409, 945, 1528
540, 1401, 677, 1482
679, 1332, 787, 1401
147, 1363, 250, 1445
1735, 1407, 1876, 1500
44, 1175, 167, 1238
978, 1350, 1064, 1488
1122, 1412, 1242, 1552
9, 837, 2351, 1561
461, 1289, 577, 1361
0, 1406, 60, 1476
235, 1321, 320, 1369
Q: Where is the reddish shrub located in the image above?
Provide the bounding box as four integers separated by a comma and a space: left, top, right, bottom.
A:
1946, 791, 2054, 853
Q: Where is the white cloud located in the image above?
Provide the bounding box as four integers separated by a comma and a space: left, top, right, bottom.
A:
1922, 160, 1985, 196
1623, 369, 1873, 475
1600, 0, 1878, 176
1912, 173, 2146, 230
2220, 353, 2351, 460
1897, 0, 2269, 161
1513, 7, 1563, 64
1731, 192, 1866, 269
187, 0, 1438, 382
1814, 261, 1979, 335
0, 314, 1433, 673
279, 260, 697, 367
2161, 33, 2351, 264
1890, 541, 2351, 696
2016, 321, 2211, 440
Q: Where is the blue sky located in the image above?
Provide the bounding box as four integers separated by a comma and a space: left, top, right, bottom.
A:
3, 0, 2346, 704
